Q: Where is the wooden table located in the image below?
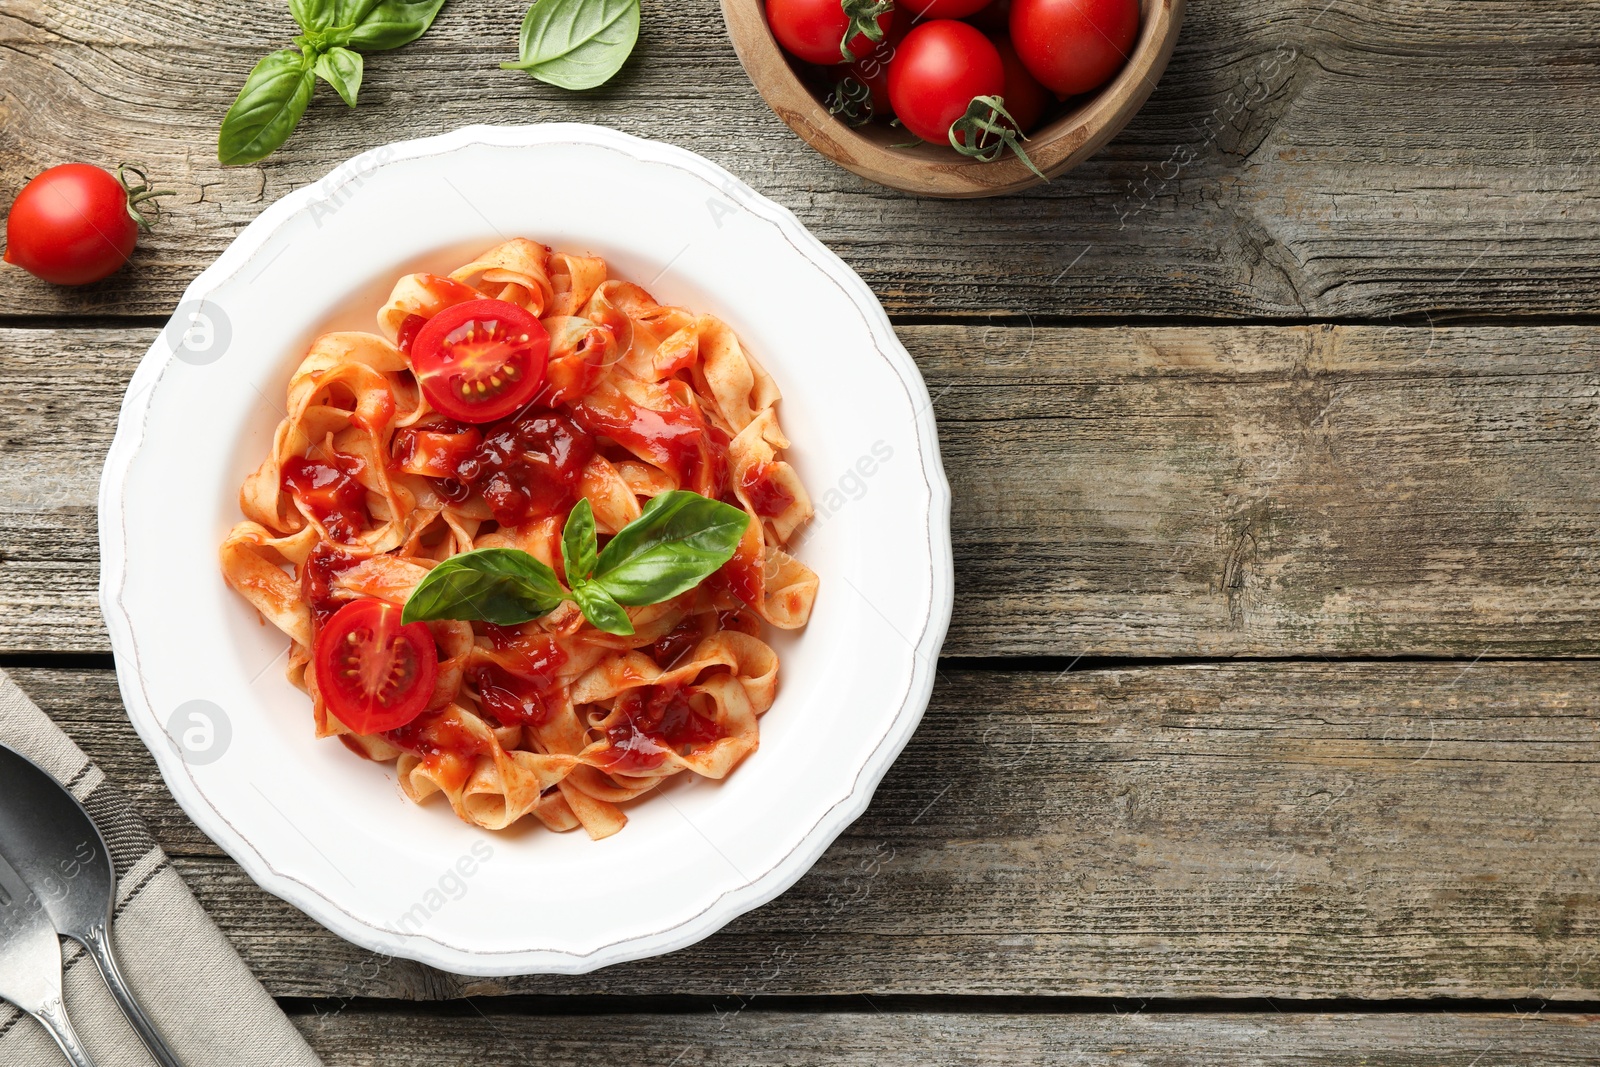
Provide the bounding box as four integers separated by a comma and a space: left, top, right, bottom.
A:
4, 0, 1599, 1061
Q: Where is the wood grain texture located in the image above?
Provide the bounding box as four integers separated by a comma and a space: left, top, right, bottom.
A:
18, 660, 1600, 1000
4, 324, 1596, 657
2, 0, 1600, 318
287, 1009, 1600, 1066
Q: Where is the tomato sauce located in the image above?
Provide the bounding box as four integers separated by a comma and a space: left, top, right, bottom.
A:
603, 683, 722, 773
301, 542, 360, 633
480, 627, 568, 680
468, 628, 569, 729
572, 387, 728, 498
417, 274, 483, 307
349, 388, 396, 434
281, 452, 369, 542
385, 708, 491, 793
390, 421, 483, 479
470, 665, 551, 729
716, 532, 763, 607
396, 313, 427, 355
739, 462, 795, 518
645, 617, 706, 669
464, 412, 595, 526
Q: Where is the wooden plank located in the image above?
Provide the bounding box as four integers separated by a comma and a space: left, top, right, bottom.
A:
3, 1, 1599, 319
288, 1009, 1600, 1066
5, 324, 1597, 657
18, 660, 1600, 1000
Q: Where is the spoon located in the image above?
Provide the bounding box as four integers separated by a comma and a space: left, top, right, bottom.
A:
0, 847, 99, 1066
0, 744, 183, 1067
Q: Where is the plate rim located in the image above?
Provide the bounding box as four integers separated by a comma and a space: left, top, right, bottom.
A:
97, 122, 953, 975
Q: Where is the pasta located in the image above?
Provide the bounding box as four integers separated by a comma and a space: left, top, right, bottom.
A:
220, 239, 818, 838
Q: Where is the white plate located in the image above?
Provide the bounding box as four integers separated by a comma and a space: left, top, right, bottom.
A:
98, 123, 952, 976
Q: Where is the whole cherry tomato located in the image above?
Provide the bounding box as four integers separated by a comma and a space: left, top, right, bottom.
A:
768, 0, 895, 65
826, 34, 898, 124
4, 164, 172, 286
993, 35, 1050, 133
887, 20, 1004, 145
1009, 0, 1140, 96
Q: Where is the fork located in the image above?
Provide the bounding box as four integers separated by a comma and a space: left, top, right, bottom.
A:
0, 849, 98, 1067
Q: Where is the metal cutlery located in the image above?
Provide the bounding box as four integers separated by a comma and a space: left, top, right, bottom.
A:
0, 847, 98, 1066
0, 743, 183, 1067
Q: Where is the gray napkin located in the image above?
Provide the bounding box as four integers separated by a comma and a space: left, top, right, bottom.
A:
0, 669, 322, 1066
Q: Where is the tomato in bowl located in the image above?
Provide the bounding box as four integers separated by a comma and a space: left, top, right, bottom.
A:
723, 0, 1186, 196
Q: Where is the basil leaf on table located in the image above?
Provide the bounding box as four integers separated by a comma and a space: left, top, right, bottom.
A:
217, 49, 318, 166
402, 548, 566, 626
337, 0, 449, 51
219, 0, 447, 165
561, 498, 599, 587
289, 0, 338, 33
313, 47, 364, 106
500, 0, 641, 91
569, 581, 634, 636
591, 491, 750, 606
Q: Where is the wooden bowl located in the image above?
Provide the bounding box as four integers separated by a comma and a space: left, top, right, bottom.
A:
721, 0, 1185, 198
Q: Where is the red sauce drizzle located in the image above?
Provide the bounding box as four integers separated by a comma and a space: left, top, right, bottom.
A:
468, 629, 569, 729
396, 313, 427, 355
716, 532, 763, 607
739, 462, 795, 518
390, 421, 483, 479
471, 665, 550, 729
281, 452, 369, 542
417, 274, 483, 306
572, 386, 728, 498
384, 709, 491, 793
603, 683, 722, 773
645, 617, 707, 670
462, 413, 595, 526
480, 628, 568, 680
302, 542, 359, 634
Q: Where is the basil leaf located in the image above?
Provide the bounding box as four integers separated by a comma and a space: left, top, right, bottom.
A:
337, 0, 448, 51
290, 0, 338, 32
218, 49, 317, 166
562, 498, 599, 586
314, 47, 364, 107
570, 580, 634, 636
592, 491, 750, 607
402, 548, 565, 626
500, 0, 640, 91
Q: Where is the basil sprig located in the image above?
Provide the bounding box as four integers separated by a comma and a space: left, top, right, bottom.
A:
500, 0, 640, 91
219, 0, 447, 165
402, 491, 750, 636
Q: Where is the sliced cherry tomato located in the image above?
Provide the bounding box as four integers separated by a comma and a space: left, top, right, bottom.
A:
993, 35, 1050, 133
3, 164, 171, 286
887, 20, 1005, 145
1009, 0, 1140, 97
768, 0, 894, 65
313, 599, 438, 734
411, 299, 549, 424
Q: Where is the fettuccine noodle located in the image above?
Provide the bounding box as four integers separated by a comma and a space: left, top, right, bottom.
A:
220, 240, 817, 838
